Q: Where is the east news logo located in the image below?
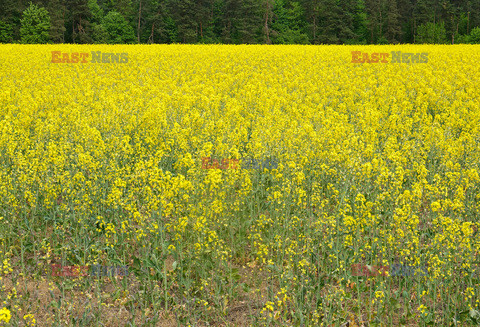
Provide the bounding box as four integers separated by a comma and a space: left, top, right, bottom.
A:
51, 51, 128, 63
351, 51, 428, 64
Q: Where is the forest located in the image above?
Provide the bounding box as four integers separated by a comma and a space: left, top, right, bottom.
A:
1, 0, 480, 45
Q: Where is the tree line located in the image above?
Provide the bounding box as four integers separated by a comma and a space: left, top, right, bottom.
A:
2, 0, 480, 44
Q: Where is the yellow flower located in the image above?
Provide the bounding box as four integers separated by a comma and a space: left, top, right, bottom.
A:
417, 304, 428, 315
431, 201, 441, 212
0, 307, 11, 324
375, 291, 385, 298
23, 313, 36, 326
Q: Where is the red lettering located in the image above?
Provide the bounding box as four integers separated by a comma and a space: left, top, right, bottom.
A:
79, 53, 89, 63
71, 52, 79, 63
202, 157, 210, 169
362, 53, 370, 63
51, 264, 62, 276
61, 53, 70, 63
51, 51, 61, 63
351, 264, 362, 276
80, 266, 89, 276
351, 51, 363, 63
378, 265, 389, 276
63, 266, 73, 276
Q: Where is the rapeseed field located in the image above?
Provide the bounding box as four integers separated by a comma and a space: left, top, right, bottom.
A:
0, 44, 479, 326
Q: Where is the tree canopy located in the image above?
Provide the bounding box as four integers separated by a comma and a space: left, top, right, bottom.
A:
1, 0, 480, 44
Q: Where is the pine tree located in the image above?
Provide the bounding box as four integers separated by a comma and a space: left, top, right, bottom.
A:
48, 0, 66, 43
68, 0, 93, 43
301, 0, 321, 43
365, 0, 384, 43
385, 0, 401, 43
315, 0, 355, 44
337, 0, 358, 43
222, 0, 262, 43
105, 0, 134, 19
138, 0, 175, 44
171, 0, 198, 43
270, 0, 309, 44
470, 0, 480, 32
263, 0, 274, 43
0, 0, 29, 41
396, 0, 413, 42
351, 0, 368, 44
0, 20, 14, 43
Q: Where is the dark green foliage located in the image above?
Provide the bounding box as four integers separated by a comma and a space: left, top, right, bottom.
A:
91, 22, 108, 43
417, 21, 447, 43
103, 10, 136, 43
20, 2, 51, 43
68, 0, 93, 43
0, 0, 28, 41
3, 0, 480, 44
351, 0, 368, 44
386, 0, 401, 43
222, 0, 263, 43
88, 0, 104, 23
467, 26, 480, 43
48, 0, 66, 43
0, 20, 13, 43
171, 0, 198, 43
88, 0, 107, 43
270, 0, 309, 44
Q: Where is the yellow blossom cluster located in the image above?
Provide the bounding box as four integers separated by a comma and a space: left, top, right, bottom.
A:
0, 44, 479, 325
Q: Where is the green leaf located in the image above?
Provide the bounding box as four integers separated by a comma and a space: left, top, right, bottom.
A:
145, 258, 155, 268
